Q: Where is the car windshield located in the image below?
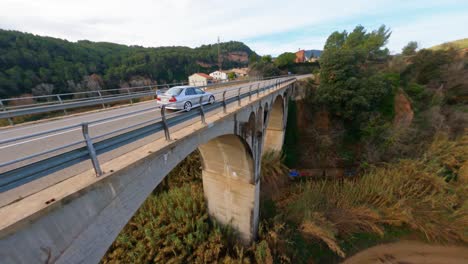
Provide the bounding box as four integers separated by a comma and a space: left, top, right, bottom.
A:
165, 87, 183, 96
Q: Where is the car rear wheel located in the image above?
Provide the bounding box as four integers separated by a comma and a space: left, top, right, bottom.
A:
208, 95, 215, 104
183, 101, 192, 112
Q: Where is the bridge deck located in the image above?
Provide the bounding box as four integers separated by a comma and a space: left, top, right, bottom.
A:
0, 77, 301, 236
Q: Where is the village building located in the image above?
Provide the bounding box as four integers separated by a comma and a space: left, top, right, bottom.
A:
295, 49, 320, 63
188, 73, 213, 86
209, 70, 229, 81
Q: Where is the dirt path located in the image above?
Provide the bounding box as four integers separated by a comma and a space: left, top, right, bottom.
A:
343, 240, 468, 264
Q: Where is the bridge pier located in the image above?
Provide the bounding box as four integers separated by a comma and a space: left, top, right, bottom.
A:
199, 134, 259, 243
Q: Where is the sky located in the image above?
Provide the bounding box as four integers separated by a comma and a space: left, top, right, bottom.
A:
0, 0, 467, 56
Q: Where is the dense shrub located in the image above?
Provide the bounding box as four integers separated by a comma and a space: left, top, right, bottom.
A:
286, 134, 468, 258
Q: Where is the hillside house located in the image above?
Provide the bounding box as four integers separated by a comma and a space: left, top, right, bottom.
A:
189, 73, 213, 86
295, 50, 306, 63
295, 49, 320, 63
209, 71, 229, 81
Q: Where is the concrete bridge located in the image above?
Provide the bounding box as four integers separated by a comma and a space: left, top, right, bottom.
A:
0, 77, 304, 263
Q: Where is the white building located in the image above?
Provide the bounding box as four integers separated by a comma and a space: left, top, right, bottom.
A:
188, 73, 213, 86
209, 71, 228, 81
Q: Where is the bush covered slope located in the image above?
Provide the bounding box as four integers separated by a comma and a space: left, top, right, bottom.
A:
430, 38, 468, 51
0, 29, 255, 98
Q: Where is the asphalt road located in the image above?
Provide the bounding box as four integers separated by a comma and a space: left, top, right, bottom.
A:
0, 79, 278, 173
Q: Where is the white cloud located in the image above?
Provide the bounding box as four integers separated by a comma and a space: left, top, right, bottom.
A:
0, 0, 466, 55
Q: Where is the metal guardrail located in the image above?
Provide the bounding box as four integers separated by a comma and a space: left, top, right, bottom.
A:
1, 82, 188, 107
0, 90, 159, 120
0, 75, 296, 125
0, 77, 297, 192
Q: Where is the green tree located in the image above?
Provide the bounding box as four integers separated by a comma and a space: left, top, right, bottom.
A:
249, 53, 259, 65
315, 25, 393, 126
248, 55, 278, 78
402, 41, 418, 56
261, 55, 273, 63
402, 48, 455, 85
274, 52, 296, 67
227, 72, 236, 80
0, 29, 257, 98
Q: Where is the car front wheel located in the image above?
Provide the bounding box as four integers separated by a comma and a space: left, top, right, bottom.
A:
208, 96, 215, 104
183, 101, 192, 112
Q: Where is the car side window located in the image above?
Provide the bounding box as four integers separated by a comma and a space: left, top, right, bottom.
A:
185, 88, 195, 95
195, 88, 204, 95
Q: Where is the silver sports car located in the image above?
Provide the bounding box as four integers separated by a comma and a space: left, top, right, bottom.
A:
156, 86, 215, 111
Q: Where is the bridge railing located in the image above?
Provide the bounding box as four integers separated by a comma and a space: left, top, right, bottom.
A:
0, 77, 297, 192
0, 75, 296, 125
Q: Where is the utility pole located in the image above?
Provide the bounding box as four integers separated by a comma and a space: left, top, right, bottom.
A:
218, 36, 222, 71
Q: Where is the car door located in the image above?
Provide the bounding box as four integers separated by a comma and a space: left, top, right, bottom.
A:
184, 88, 198, 106
194, 88, 206, 104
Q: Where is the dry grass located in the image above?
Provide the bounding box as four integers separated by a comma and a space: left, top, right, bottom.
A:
300, 215, 346, 258
102, 134, 467, 262
430, 38, 468, 51
286, 133, 468, 258
155, 150, 202, 192
261, 151, 290, 195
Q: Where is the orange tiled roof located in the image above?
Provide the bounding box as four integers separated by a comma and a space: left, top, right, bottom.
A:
195, 73, 213, 79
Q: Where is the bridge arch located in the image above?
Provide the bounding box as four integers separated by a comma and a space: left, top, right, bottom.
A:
198, 134, 256, 243
263, 95, 285, 153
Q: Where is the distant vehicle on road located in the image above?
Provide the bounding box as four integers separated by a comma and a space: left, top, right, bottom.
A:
157, 86, 215, 111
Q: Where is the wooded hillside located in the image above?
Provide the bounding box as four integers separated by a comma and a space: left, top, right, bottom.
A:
0, 29, 255, 98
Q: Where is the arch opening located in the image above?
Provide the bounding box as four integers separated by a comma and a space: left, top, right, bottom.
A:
263, 95, 285, 154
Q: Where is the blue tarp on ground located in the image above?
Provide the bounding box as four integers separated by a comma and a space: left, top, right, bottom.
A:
289, 169, 300, 178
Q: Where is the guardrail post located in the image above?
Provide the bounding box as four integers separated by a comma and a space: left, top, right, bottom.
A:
56, 95, 68, 115
222, 90, 227, 113
151, 86, 157, 100
0, 100, 13, 126
249, 85, 252, 101
126, 88, 133, 104
257, 83, 260, 98
161, 105, 171, 141
237, 87, 242, 106
97, 91, 106, 109
199, 96, 206, 124
81, 123, 103, 176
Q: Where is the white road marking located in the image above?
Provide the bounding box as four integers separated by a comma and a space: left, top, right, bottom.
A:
0, 108, 159, 150
0, 100, 157, 136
